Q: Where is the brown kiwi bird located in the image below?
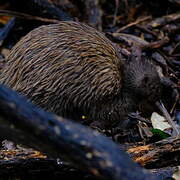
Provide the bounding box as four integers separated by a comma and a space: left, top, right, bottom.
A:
0, 21, 162, 129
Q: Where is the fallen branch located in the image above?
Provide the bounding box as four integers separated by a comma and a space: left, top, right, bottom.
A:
116, 16, 151, 33
0, 140, 90, 179
0, 10, 61, 23
128, 139, 180, 168
0, 85, 159, 180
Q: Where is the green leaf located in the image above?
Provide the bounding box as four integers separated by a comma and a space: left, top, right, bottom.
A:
151, 128, 170, 139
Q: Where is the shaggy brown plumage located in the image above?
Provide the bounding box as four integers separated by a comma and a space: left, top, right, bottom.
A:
0, 21, 162, 128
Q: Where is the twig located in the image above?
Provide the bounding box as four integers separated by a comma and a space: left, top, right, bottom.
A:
156, 101, 180, 137
116, 16, 151, 33
142, 37, 169, 50
113, 0, 119, 26
0, 10, 61, 24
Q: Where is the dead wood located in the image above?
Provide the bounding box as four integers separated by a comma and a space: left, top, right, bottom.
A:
0, 141, 92, 179
0, 10, 61, 24
0, 85, 159, 180
128, 138, 180, 168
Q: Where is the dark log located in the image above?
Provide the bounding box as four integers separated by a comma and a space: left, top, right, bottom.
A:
0, 141, 93, 179
0, 120, 64, 157
1, 118, 178, 176
128, 139, 180, 168
0, 139, 176, 179
0, 85, 159, 180
0, 158, 84, 180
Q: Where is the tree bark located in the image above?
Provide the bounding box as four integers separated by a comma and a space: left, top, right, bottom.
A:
0, 84, 159, 180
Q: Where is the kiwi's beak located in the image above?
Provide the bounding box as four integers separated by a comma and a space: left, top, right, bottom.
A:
155, 100, 180, 138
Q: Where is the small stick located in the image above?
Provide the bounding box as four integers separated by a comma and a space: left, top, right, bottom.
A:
0, 10, 61, 24
116, 16, 151, 33
156, 101, 180, 137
